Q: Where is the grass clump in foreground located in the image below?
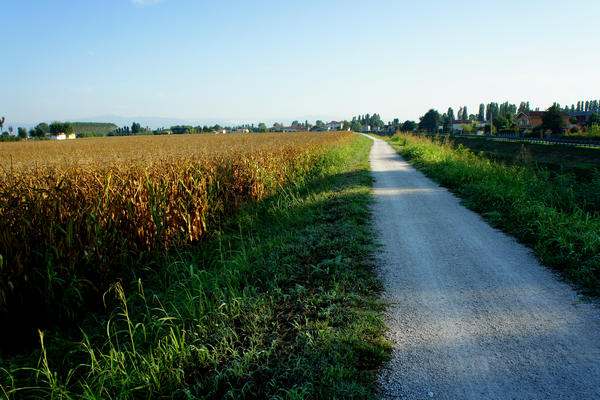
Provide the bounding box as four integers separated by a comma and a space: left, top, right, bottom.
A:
0, 134, 389, 399
386, 133, 600, 293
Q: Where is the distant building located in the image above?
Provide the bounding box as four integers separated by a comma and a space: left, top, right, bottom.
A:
381, 124, 399, 134
566, 111, 593, 129
450, 119, 472, 132
231, 128, 250, 133
516, 111, 545, 131
51, 133, 76, 140
325, 121, 343, 131
517, 111, 579, 133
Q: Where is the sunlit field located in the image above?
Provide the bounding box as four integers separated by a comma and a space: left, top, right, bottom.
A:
0, 132, 389, 399
0, 132, 352, 335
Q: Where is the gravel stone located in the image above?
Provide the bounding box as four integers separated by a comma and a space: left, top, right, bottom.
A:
365, 135, 600, 400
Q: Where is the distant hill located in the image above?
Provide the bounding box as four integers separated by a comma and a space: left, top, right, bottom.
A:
71, 122, 118, 136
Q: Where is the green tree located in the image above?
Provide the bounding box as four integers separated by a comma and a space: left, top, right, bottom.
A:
257, 123, 268, 132
492, 115, 510, 132
587, 112, 600, 126
371, 113, 384, 129
461, 123, 474, 133
18, 127, 28, 139
499, 102, 517, 118
486, 103, 499, 121
401, 120, 417, 132
291, 120, 299, 126
50, 122, 74, 135
541, 104, 566, 135
350, 120, 362, 132
447, 107, 455, 121
131, 122, 141, 134
0, 116, 5, 132
441, 114, 451, 133
33, 122, 50, 137
419, 109, 441, 133
315, 120, 325, 128
478, 104, 485, 121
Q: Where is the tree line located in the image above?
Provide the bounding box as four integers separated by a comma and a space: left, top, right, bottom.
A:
414, 101, 600, 136
346, 99, 600, 137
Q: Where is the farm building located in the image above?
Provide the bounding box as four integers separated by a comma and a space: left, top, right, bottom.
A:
517, 111, 588, 133
51, 133, 76, 140
325, 121, 343, 131
516, 111, 545, 132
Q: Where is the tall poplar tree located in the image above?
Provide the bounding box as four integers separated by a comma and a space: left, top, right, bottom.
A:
478, 104, 485, 121
447, 107, 455, 121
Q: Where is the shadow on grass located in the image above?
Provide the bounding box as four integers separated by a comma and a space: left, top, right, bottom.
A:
1, 135, 390, 399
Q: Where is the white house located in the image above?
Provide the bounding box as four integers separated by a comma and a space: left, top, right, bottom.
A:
325, 121, 343, 131
51, 133, 76, 140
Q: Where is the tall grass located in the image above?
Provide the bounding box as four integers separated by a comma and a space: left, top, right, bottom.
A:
387, 133, 600, 291
0, 134, 388, 398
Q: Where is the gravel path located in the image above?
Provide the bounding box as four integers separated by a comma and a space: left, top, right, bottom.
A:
365, 135, 600, 400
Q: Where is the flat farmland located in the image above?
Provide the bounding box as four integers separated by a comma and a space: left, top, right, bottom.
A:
0, 132, 352, 340
0, 132, 388, 399
0, 132, 350, 168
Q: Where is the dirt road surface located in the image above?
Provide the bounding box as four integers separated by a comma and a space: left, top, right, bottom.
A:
365, 135, 600, 400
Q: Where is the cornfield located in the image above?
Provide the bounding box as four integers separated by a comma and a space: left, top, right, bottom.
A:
0, 132, 352, 334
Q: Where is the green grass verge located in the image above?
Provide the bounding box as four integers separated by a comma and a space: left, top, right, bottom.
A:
385, 133, 600, 293
450, 136, 600, 180
1, 134, 389, 399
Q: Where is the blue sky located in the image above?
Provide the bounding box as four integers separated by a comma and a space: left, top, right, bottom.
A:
2, 0, 600, 126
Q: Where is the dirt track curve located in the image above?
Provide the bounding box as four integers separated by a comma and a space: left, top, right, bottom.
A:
365, 135, 600, 400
